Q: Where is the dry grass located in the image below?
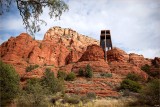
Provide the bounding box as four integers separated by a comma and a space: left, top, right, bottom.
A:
93, 97, 137, 107
51, 97, 137, 107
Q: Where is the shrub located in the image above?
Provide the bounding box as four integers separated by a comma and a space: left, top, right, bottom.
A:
101, 73, 112, 78
66, 72, 76, 81
42, 69, 64, 94
26, 64, 39, 72
63, 95, 80, 104
137, 79, 160, 106
78, 68, 84, 76
18, 78, 50, 106
126, 73, 141, 81
120, 79, 141, 92
80, 95, 89, 103
0, 60, 20, 107
57, 70, 67, 80
141, 64, 159, 77
141, 64, 150, 73
85, 64, 93, 78
86, 92, 96, 99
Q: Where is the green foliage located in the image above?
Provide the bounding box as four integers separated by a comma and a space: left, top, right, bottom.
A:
126, 73, 141, 81
66, 72, 76, 81
138, 79, 160, 106
57, 70, 67, 80
0, 0, 68, 37
86, 92, 96, 99
18, 69, 65, 106
78, 68, 84, 76
18, 78, 50, 107
85, 64, 93, 78
141, 64, 150, 73
26, 64, 39, 72
100, 73, 112, 78
42, 69, 64, 94
141, 64, 159, 77
0, 60, 20, 107
120, 79, 141, 92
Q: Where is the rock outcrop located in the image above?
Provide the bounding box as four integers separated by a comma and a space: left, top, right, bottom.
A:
0, 26, 99, 76
129, 53, 151, 67
107, 47, 129, 62
79, 44, 104, 61
1, 26, 159, 97
72, 44, 110, 73
109, 61, 148, 80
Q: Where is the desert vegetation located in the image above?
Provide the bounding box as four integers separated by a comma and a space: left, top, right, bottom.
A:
78, 64, 93, 78
0, 60, 20, 107
26, 64, 39, 72
1, 60, 160, 107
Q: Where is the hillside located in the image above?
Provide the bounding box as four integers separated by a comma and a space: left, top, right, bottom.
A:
0, 26, 159, 97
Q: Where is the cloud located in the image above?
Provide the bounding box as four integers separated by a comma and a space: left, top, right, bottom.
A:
0, 0, 160, 58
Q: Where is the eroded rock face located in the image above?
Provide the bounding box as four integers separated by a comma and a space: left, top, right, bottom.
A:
107, 47, 129, 63
129, 53, 151, 67
110, 61, 148, 80
79, 44, 104, 61
0, 27, 99, 77
72, 61, 110, 73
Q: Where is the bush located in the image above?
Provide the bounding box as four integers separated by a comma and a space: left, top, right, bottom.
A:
101, 73, 112, 78
63, 95, 80, 104
66, 72, 76, 81
141, 64, 150, 73
126, 73, 141, 81
26, 64, 39, 72
137, 79, 160, 106
85, 64, 93, 78
120, 79, 141, 92
42, 69, 64, 94
86, 92, 96, 99
0, 60, 20, 107
18, 78, 50, 107
141, 64, 159, 78
57, 70, 67, 80
78, 68, 84, 76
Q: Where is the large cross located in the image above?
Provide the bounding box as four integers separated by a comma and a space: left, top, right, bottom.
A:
100, 30, 112, 61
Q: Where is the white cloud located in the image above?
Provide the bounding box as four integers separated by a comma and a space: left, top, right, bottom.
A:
0, 0, 160, 58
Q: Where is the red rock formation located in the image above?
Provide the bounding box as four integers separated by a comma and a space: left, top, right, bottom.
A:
79, 44, 104, 61
72, 45, 110, 73
0, 27, 99, 77
110, 61, 148, 80
129, 53, 151, 67
107, 47, 129, 63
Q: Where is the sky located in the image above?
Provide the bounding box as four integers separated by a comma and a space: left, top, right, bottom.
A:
0, 0, 160, 58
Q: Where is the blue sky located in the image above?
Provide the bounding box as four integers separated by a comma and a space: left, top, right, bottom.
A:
0, 0, 160, 58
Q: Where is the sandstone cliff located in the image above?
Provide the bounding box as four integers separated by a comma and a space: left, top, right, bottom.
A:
1, 26, 159, 97
0, 26, 99, 76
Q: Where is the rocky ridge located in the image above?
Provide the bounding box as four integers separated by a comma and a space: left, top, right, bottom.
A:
0, 26, 159, 97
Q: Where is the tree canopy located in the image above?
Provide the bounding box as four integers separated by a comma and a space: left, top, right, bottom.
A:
0, 0, 69, 38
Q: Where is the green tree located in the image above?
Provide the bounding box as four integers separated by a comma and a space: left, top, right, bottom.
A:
139, 79, 160, 106
0, 60, 20, 107
0, 0, 68, 38
18, 78, 50, 106
66, 72, 76, 81
120, 79, 141, 92
42, 68, 64, 93
85, 64, 93, 78
78, 68, 84, 76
